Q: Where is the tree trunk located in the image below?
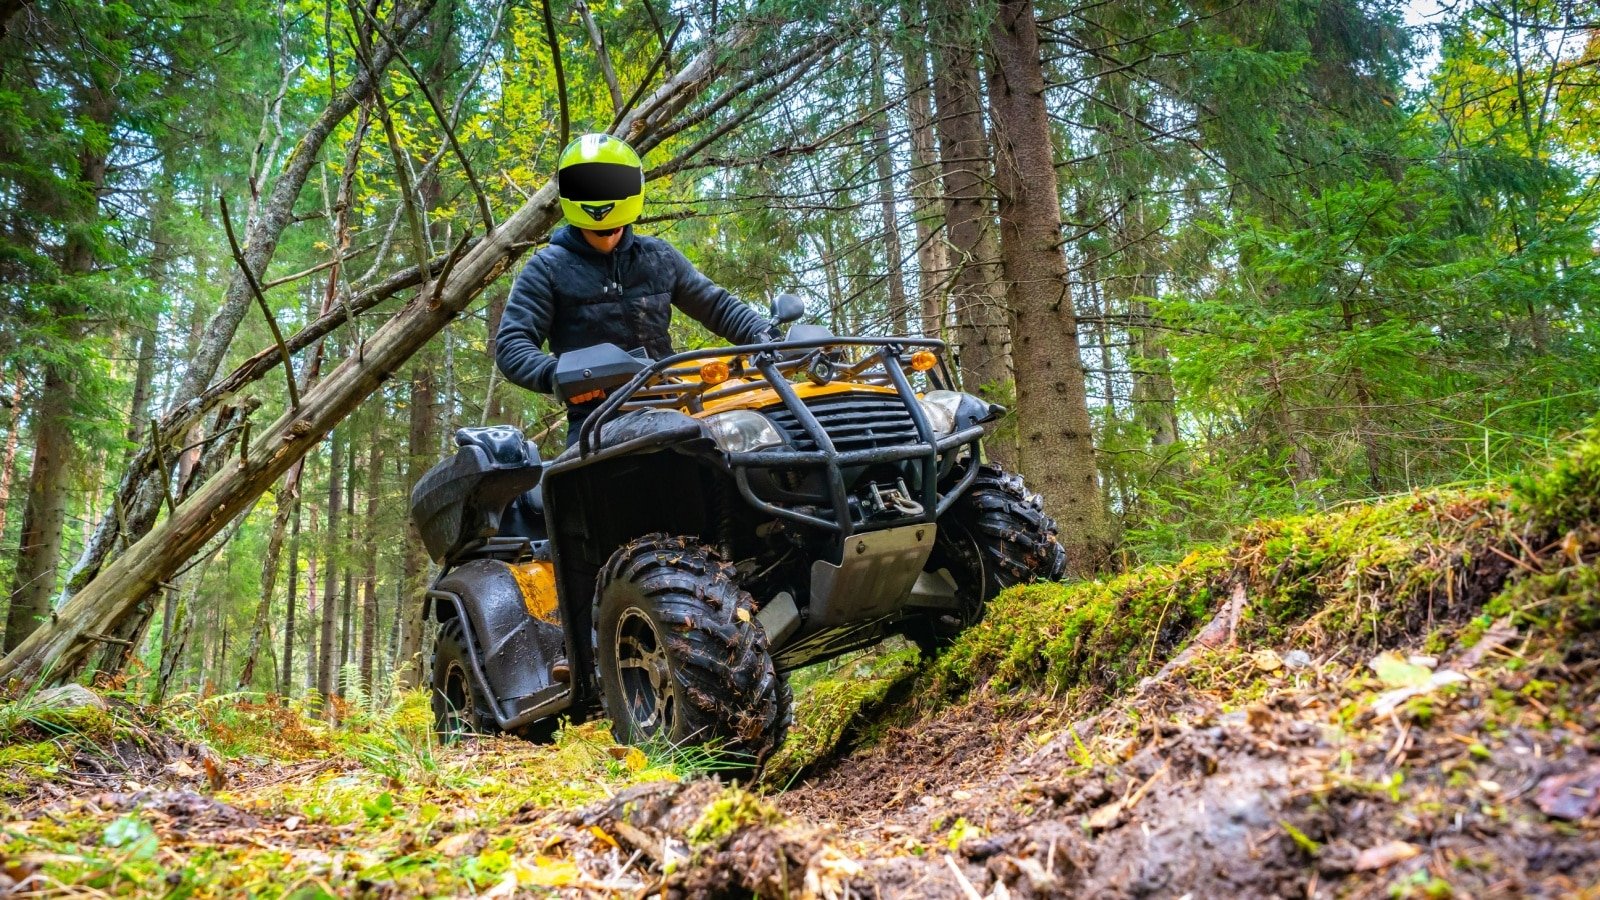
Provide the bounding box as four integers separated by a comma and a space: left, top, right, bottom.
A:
339, 442, 356, 691
398, 359, 437, 688
928, 0, 1014, 468
985, 0, 1106, 571
4, 370, 75, 652
123, 328, 156, 468
871, 48, 909, 336
236, 464, 301, 688
280, 495, 300, 694
318, 427, 343, 705
0, 366, 26, 546
0, 26, 757, 686
4, 80, 112, 651
896, 24, 947, 338
360, 441, 382, 690
304, 502, 319, 691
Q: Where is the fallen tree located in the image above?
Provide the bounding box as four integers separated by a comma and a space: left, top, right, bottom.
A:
0, 22, 759, 685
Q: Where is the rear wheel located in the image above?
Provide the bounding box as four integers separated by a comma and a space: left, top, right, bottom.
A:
911, 463, 1068, 654
431, 617, 497, 741
596, 533, 788, 764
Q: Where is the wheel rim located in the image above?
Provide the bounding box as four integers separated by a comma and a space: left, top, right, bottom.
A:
441, 659, 476, 735
615, 608, 674, 738
943, 519, 989, 625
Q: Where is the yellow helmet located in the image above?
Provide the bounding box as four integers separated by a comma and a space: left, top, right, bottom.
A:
556, 134, 644, 229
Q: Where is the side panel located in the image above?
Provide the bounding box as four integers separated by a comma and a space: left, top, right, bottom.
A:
435, 559, 565, 711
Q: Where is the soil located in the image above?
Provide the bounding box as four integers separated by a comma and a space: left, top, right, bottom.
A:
5, 476, 1600, 897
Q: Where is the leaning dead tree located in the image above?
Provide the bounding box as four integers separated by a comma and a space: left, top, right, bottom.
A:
59, 0, 438, 614
0, 21, 775, 685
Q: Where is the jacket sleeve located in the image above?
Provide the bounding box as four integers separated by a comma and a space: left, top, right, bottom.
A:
495, 254, 559, 394
667, 244, 776, 345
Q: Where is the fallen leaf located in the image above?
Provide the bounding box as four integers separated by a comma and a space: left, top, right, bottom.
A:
1370, 670, 1468, 717
736, 607, 753, 623
1454, 616, 1518, 670
1354, 841, 1420, 871
624, 747, 648, 772
1370, 652, 1432, 688
202, 754, 226, 792
1085, 800, 1124, 832
283, 816, 301, 831
168, 759, 198, 779
1536, 764, 1600, 821
1252, 649, 1283, 672
589, 825, 619, 849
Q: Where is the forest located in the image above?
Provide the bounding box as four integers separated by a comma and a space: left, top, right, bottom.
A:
0, 0, 1598, 895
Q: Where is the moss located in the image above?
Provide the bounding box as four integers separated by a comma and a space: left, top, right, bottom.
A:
0, 741, 62, 796
931, 486, 1516, 710
685, 786, 783, 847
1513, 421, 1600, 530
761, 644, 920, 789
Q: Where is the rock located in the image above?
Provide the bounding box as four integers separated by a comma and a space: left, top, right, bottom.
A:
17, 684, 106, 715
1283, 650, 1313, 669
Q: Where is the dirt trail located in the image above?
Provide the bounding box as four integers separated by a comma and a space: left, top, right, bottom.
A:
6, 449, 1600, 896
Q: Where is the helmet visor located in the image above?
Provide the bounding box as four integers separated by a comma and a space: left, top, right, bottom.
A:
558, 162, 643, 202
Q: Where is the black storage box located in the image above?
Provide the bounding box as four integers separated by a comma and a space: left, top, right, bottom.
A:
410, 426, 544, 563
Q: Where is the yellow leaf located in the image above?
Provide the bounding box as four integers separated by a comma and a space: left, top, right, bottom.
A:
589, 825, 619, 849
737, 607, 753, 624
523, 856, 579, 887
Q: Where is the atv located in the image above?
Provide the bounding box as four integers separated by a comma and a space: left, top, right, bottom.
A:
409, 295, 1066, 762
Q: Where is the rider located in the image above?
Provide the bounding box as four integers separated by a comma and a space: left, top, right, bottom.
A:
495, 133, 776, 445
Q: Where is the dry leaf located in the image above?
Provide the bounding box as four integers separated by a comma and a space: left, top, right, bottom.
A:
1252, 649, 1283, 672
1353, 841, 1420, 871
1535, 764, 1600, 821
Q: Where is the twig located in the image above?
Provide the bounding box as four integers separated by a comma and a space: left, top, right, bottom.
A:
540, 0, 569, 148
431, 230, 473, 305
944, 854, 983, 900
220, 196, 300, 410
83, 631, 133, 647
259, 241, 378, 290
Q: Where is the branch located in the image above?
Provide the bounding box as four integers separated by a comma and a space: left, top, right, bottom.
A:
541, 0, 570, 148
611, 17, 684, 131
220, 196, 300, 410
575, 0, 623, 115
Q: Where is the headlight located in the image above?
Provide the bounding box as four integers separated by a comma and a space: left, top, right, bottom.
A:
705, 410, 785, 453
919, 390, 966, 435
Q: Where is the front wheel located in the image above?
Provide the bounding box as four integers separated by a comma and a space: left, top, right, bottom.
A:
595, 533, 788, 764
911, 463, 1068, 654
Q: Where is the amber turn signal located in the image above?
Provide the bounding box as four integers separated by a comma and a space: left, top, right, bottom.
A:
568, 389, 606, 404
699, 360, 731, 385
909, 350, 937, 372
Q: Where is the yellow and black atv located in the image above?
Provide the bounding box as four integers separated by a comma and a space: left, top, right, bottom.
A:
409, 296, 1065, 761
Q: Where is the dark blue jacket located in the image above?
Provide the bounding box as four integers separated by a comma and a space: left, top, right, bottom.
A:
495, 225, 772, 395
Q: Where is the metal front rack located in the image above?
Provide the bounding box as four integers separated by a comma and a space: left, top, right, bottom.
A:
574, 336, 989, 537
